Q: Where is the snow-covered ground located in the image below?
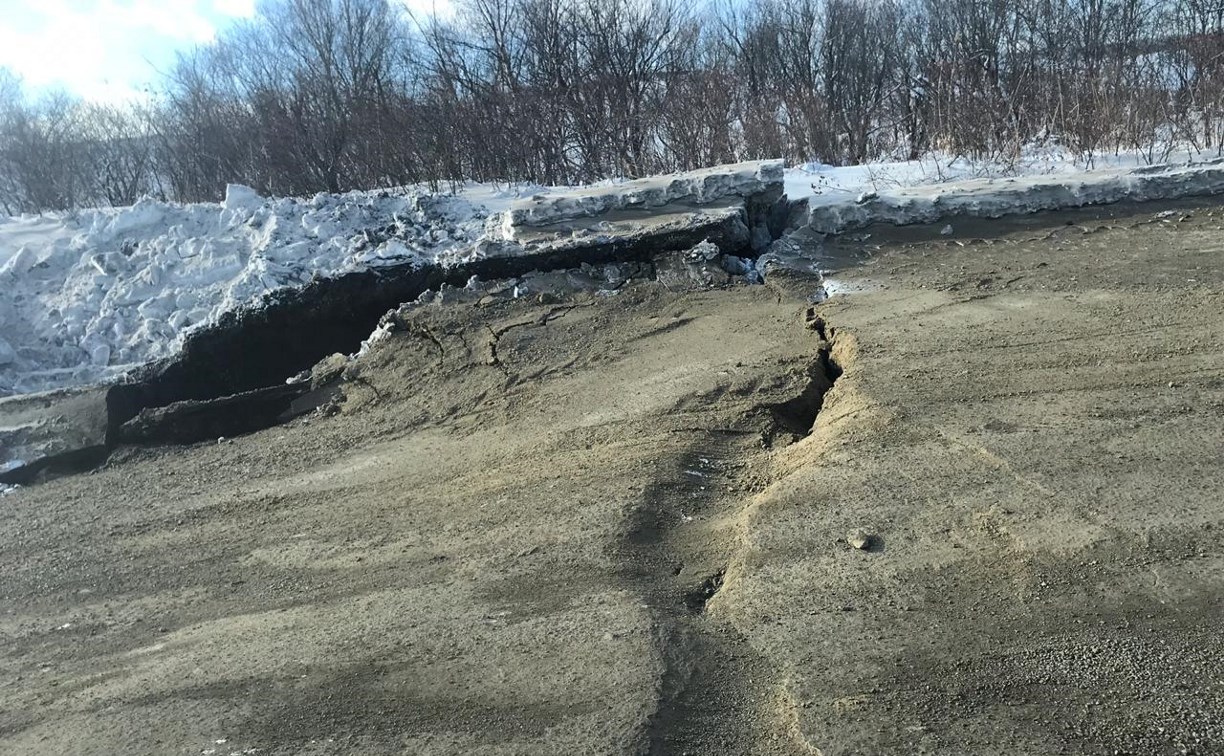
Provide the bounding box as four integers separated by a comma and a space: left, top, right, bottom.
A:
0, 186, 500, 396
784, 145, 1216, 205
2, 150, 1222, 400
795, 151, 1224, 233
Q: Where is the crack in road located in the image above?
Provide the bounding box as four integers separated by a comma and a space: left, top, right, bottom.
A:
621, 310, 845, 755
484, 304, 585, 373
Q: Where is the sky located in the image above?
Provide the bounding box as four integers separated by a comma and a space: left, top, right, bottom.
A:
0, 0, 453, 104
0, 0, 259, 102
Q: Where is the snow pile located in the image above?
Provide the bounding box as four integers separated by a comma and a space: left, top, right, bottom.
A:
785, 148, 1224, 233
0, 187, 487, 396
783, 146, 1214, 205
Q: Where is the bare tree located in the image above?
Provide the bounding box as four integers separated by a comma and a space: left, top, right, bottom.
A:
4, 0, 1224, 212
79, 103, 158, 205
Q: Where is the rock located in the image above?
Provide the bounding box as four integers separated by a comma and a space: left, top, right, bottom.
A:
0, 386, 112, 486
686, 239, 721, 262
940, 224, 954, 236
847, 529, 872, 550
654, 241, 731, 290
602, 262, 648, 288
309, 352, 349, 390
720, 254, 750, 275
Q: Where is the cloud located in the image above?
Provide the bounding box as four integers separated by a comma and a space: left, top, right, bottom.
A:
0, 0, 255, 102
209, 0, 257, 19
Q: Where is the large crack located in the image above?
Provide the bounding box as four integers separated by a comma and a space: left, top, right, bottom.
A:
622, 465, 761, 756
761, 309, 844, 448
115, 204, 779, 413
483, 304, 583, 374
681, 569, 727, 613
622, 315, 843, 755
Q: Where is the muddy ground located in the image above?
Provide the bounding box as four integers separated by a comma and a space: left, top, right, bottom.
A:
1, 202, 1222, 755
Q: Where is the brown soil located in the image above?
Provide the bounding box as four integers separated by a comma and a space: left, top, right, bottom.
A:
1, 201, 1222, 755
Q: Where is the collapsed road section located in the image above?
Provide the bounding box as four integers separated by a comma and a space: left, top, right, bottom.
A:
1, 161, 796, 484
119, 161, 790, 406
11, 154, 1224, 486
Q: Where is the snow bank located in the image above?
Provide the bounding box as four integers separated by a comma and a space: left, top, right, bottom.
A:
4, 152, 1224, 401
783, 146, 1213, 205
0, 188, 486, 396
784, 149, 1224, 233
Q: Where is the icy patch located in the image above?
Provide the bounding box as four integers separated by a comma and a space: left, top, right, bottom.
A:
816, 278, 877, 301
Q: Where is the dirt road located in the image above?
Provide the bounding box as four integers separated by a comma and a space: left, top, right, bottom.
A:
2, 202, 1222, 755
